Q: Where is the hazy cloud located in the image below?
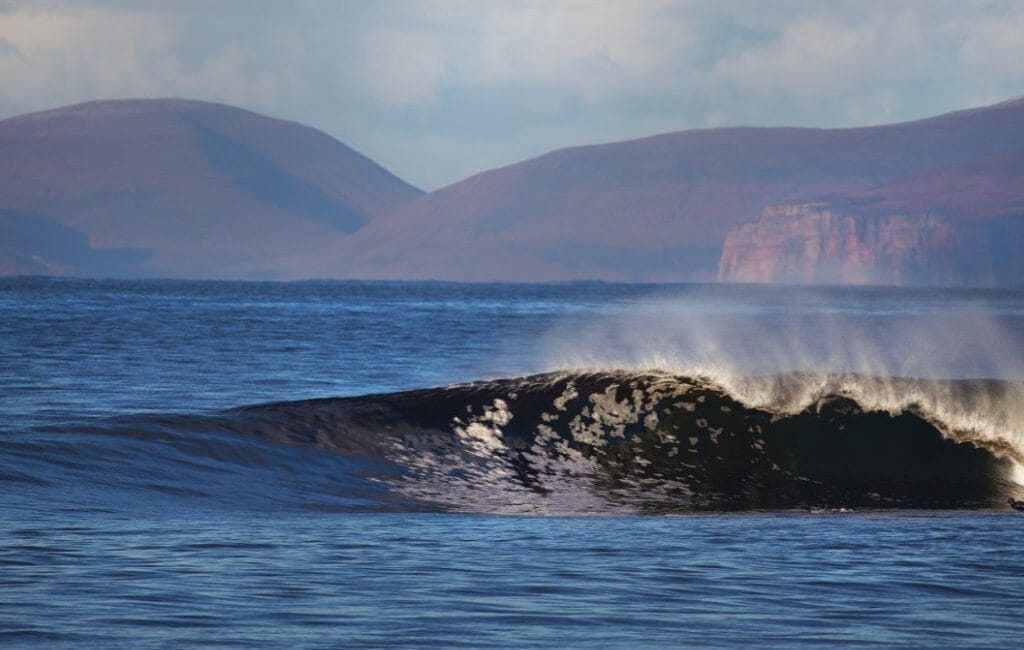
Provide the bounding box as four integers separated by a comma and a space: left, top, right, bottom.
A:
0, 0, 1021, 189
358, 28, 448, 107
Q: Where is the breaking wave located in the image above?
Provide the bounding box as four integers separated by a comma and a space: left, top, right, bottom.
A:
6, 370, 1024, 515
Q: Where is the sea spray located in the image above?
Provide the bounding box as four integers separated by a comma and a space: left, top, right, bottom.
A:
537, 287, 1024, 481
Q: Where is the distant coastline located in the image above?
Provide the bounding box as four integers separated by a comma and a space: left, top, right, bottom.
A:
2, 96, 1022, 285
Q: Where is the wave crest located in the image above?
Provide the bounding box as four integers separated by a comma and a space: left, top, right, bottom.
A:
229, 370, 1022, 514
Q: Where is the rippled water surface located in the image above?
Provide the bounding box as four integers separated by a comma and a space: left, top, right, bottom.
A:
4, 511, 1024, 647
3, 278, 1024, 646
4, 510, 1024, 648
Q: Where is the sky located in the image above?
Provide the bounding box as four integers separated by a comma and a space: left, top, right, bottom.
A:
1, 0, 1022, 190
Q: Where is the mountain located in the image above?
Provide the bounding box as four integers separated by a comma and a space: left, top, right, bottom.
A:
334, 97, 1024, 284
0, 99, 421, 279
3, 96, 1022, 284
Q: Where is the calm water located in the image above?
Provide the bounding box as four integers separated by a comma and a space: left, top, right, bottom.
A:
3, 278, 1024, 647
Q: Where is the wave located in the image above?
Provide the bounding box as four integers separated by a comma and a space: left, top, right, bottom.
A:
6, 370, 1024, 515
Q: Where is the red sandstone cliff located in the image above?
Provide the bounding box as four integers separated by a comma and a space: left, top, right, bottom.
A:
718, 202, 1024, 286
718, 204, 953, 285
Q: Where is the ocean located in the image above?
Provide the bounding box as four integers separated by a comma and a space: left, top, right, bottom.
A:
3, 278, 1024, 647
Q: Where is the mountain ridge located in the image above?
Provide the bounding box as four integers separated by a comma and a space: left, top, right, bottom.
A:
0, 98, 422, 279
2, 96, 1022, 284
329, 96, 1023, 282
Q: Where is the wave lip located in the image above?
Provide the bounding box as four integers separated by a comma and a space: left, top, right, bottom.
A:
228, 370, 1023, 514
7, 370, 1021, 515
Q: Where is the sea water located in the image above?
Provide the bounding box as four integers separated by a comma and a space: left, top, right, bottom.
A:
2, 278, 1024, 647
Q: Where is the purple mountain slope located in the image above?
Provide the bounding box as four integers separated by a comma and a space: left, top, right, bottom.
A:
331, 97, 1024, 283
2, 97, 1022, 284
0, 99, 422, 278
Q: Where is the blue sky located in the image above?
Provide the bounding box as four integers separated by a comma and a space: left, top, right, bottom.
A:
1, 0, 1022, 190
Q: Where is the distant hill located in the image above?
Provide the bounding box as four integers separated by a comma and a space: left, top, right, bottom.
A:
334, 97, 1024, 284
3, 96, 1022, 284
0, 99, 421, 278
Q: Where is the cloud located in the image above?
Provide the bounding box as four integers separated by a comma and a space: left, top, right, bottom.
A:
468, 0, 691, 100
0, 5, 292, 114
710, 14, 928, 124
0, 0, 1022, 190
956, 7, 1024, 104
340, 1, 692, 109
357, 28, 447, 107
705, 5, 1024, 125
0, 35, 22, 59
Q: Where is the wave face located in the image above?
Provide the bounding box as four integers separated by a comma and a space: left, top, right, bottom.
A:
8, 370, 1023, 515
217, 370, 1019, 514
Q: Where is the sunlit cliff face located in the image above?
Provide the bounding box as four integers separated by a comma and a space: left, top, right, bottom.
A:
718, 202, 1023, 287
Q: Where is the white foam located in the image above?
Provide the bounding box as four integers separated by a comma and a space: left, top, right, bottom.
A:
537, 289, 1024, 467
